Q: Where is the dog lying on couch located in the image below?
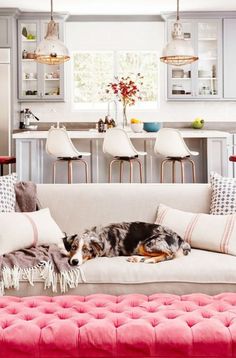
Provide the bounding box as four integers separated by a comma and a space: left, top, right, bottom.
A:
63, 222, 191, 266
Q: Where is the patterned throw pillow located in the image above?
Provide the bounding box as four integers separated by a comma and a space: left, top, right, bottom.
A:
210, 172, 236, 215
0, 173, 18, 212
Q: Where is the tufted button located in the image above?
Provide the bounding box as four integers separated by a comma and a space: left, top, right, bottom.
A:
147, 307, 157, 313
201, 312, 212, 319
94, 313, 105, 320
58, 314, 69, 320
28, 303, 37, 308
186, 320, 196, 328
8, 309, 18, 315
24, 315, 34, 321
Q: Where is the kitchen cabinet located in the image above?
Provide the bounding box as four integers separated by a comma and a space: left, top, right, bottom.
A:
18, 18, 65, 102
167, 19, 222, 100
0, 17, 12, 47
223, 19, 236, 99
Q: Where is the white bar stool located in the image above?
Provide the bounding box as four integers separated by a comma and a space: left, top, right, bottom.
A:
103, 128, 147, 183
46, 126, 91, 183
154, 128, 199, 183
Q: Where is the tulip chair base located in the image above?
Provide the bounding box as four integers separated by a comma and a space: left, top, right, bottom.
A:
0, 293, 236, 358
160, 156, 196, 183
109, 156, 143, 183
52, 158, 89, 184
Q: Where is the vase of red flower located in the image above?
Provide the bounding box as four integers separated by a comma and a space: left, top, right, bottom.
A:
107, 74, 143, 128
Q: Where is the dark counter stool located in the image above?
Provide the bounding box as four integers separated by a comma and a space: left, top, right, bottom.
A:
229, 156, 236, 163
0, 156, 16, 176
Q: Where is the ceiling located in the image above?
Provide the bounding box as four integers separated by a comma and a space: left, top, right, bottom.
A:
0, 0, 236, 15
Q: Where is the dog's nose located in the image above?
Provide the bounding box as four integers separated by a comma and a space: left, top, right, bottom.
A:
71, 259, 79, 266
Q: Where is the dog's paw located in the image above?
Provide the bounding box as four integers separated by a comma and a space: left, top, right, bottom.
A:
127, 256, 145, 263
143, 258, 156, 264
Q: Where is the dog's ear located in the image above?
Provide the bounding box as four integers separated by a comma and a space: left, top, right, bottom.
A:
63, 234, 77, 252
90, 239, 104, 255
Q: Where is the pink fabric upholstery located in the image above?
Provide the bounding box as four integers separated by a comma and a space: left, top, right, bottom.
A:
0, 293, 236, 358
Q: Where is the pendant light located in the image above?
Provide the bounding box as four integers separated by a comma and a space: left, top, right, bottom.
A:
35, 0, 70, 65
160, 0, 198, 66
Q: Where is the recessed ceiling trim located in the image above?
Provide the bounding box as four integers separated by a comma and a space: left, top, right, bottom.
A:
67, 15, 164, 22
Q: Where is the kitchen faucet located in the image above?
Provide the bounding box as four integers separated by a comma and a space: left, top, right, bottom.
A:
107, 100, 118, 123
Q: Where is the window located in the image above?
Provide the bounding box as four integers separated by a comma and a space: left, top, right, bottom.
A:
73, 51, 159, 110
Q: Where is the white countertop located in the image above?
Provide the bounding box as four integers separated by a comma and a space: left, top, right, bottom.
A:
13, 129, 230, 140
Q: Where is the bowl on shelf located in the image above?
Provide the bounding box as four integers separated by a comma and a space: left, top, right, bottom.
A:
143, 122, 161, 132
130, 122, 144, 133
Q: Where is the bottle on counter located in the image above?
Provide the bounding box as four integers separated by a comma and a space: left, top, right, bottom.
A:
98, 119, 104, 133
110, 119, 116, 128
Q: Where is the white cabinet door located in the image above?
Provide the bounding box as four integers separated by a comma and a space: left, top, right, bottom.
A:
207, 137, 229, 181
224, 19, 236, 99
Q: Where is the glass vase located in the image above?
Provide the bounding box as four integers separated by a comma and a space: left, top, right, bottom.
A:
122, 104, 128, 128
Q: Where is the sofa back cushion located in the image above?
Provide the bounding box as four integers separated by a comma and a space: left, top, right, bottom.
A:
37, 184, 211, 235
156, 204, 236, 256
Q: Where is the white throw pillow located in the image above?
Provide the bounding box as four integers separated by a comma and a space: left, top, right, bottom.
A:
155, 204, 236, 256
210, 172, 236, 215
0, 208, 64, 255
0, 173, 17, 212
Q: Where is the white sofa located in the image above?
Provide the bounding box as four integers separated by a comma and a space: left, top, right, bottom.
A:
7, 183, 236, 296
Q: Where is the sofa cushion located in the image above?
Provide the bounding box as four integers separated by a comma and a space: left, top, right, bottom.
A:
0, 208, 64, 255
156, 203, 236, 256
4, 249, 236, 296
210, 172, 236, 215
0, 173, 17, 212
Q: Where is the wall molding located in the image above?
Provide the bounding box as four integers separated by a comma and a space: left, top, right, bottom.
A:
67, 15, 164, 22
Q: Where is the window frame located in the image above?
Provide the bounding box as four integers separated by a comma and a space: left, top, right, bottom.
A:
71, 49, 160, 112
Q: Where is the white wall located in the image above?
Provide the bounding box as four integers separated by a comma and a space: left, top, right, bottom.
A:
21, 21, 236, 125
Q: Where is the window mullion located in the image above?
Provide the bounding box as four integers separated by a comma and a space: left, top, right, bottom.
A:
114, 50, 118, 78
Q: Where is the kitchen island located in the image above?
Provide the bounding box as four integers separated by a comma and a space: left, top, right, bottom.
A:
13, 129, 231, 183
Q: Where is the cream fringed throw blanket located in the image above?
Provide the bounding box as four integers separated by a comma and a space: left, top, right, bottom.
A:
0, 182, 86, 295
0, 245, 86, 295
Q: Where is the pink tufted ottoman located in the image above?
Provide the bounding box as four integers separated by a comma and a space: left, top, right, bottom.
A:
0, 293, 236, 358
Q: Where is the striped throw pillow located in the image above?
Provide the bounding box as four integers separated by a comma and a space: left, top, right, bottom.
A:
156, 204, 236, 256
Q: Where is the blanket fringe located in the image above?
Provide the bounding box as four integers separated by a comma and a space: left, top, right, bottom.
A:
0, 261, 86, 296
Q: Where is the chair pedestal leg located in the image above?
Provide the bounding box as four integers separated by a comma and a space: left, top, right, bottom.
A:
109, 159, 118, 183
160, 159, 169, 183
180, 160, 185, 183
119, 161, 124, 183
186, 158, 196, 183
53, 161, 57, 183
136, 159, 143, 183
0, 164, 3, 176
80, 159, 89, 183
172, 160, 176, 183
68, 160, 73, 184
129, 160, 133, 183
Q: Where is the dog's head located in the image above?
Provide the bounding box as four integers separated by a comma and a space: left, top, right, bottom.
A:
63, 234, 104, 266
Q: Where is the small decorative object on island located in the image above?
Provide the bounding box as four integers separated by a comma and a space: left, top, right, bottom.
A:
130, 118, 143, 133
143, 122, 161, 132
192, 117, 205, 129
106, 74, 143, 128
